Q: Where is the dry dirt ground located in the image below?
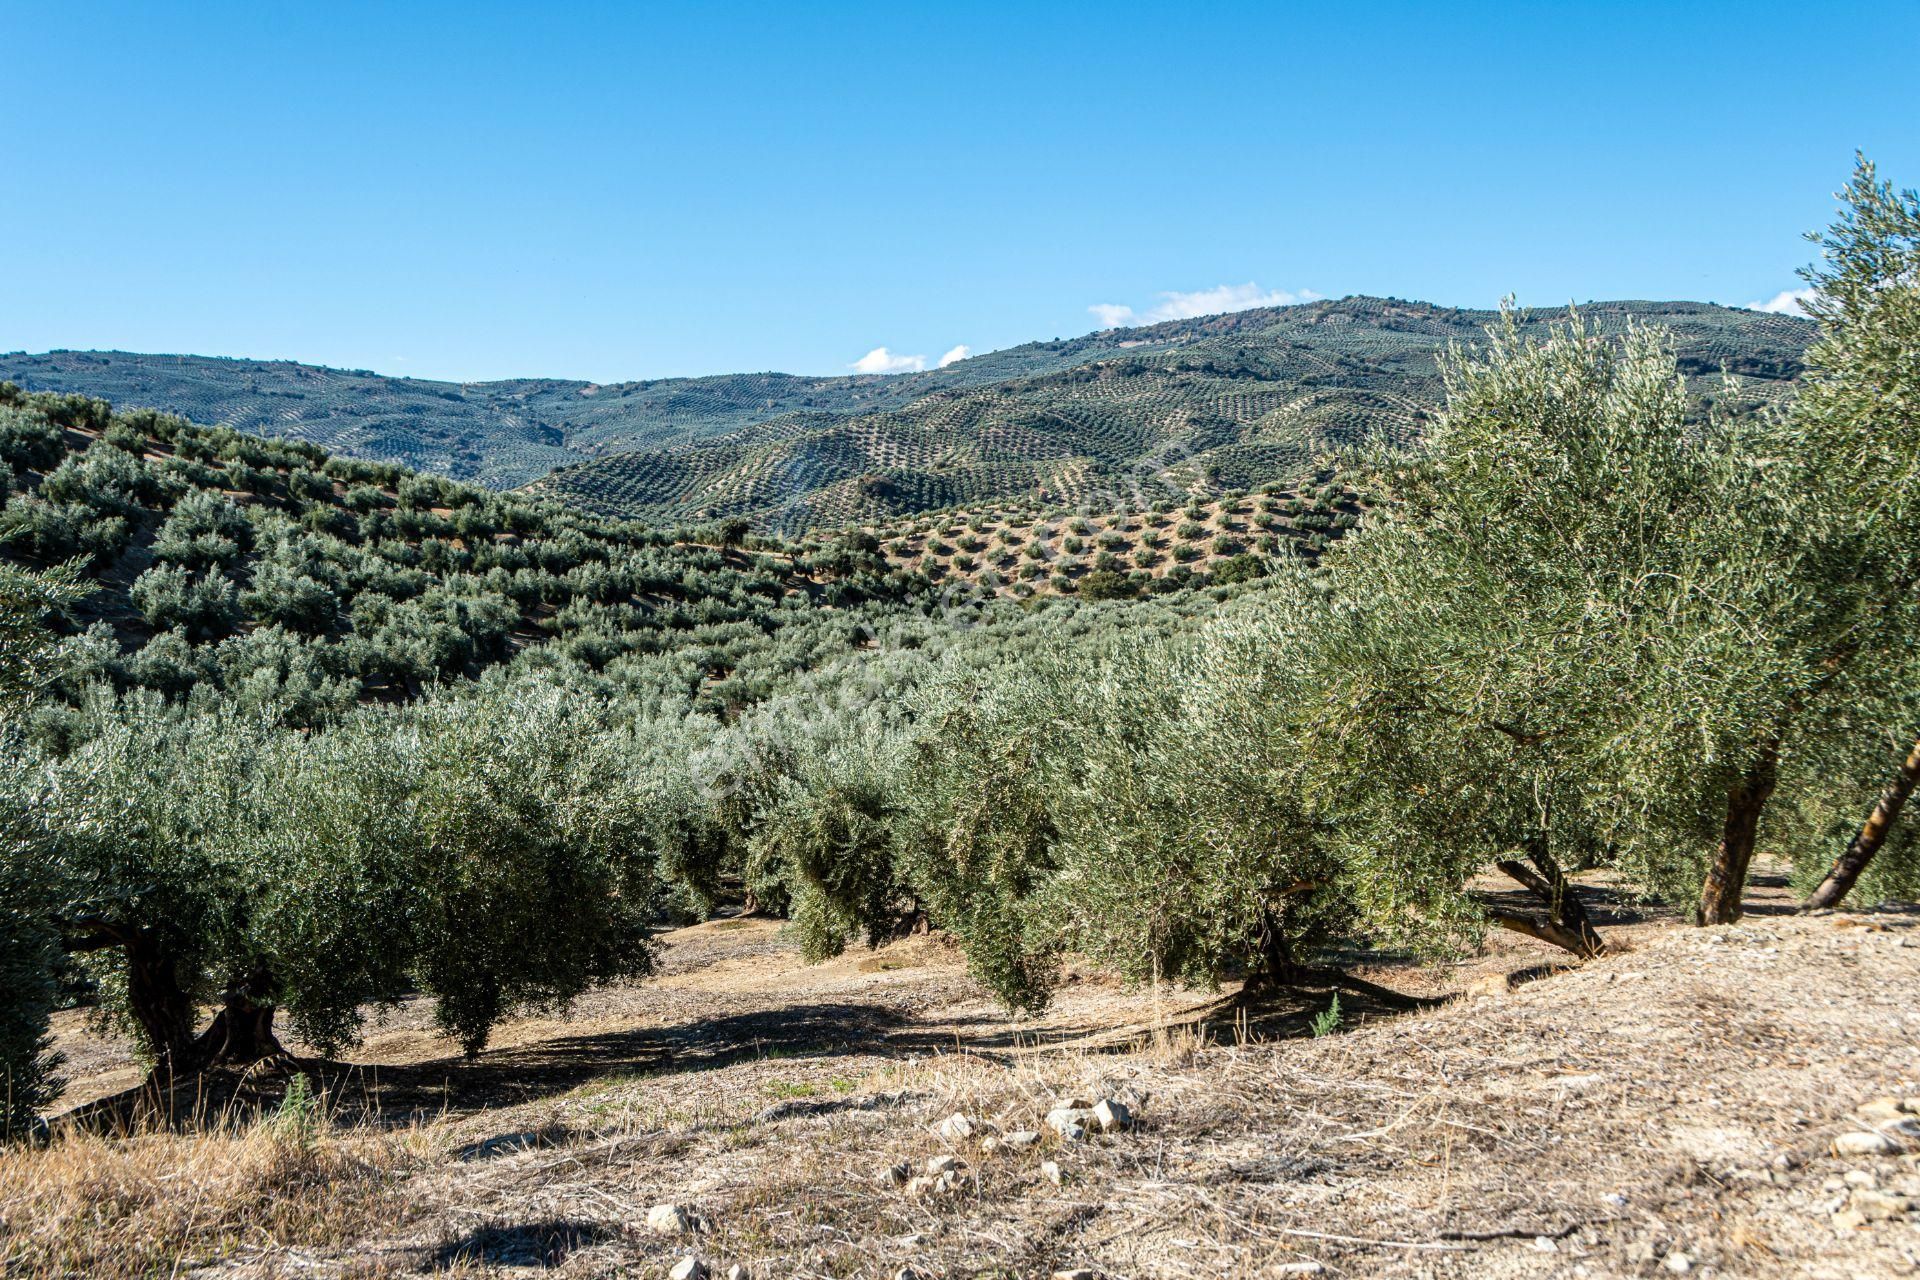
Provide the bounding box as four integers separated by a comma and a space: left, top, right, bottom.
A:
16, 879, 1920, 1279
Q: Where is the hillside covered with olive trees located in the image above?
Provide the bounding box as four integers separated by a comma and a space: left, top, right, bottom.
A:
3, 298, 1811, 531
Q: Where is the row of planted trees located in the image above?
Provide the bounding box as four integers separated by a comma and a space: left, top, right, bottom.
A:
2, 161, 1917, 1137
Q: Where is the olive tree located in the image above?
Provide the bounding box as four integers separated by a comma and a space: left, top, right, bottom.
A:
1026, 597, 1350, 993
1310, 312, 1807, 939
1789, 159, 1920, 909
33, 677, 664, 1079
0, 564, 87, 1134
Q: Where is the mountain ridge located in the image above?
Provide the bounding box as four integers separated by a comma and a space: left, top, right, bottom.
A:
2, 297, 1814, 531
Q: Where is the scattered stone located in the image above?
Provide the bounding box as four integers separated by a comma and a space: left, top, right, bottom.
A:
1051, 1270, 1097, 1280
1833, 1208, 1869, 1233
1663, 1251, 1693, 1274
647, 1204, 696, 1236
1047, 1107, 1094, 1140
1041, 1159, 1064, 1185
1835, 1131, 1901, 1157
669, 1259, 708, 1280
893, 1269, 924, 1280
1854, 1189, 1914, 1221
1902, 1098, 1920, 1115
1845, 1169, 1880, 1188
905, 1175, 938, 1198
926, 1154, 962, 1175
1053, 1096, 1093, 1111
1530, 1236, 1558, 1252
1002, 1130, 1042, 1150
1770, 1151, 1803, 1172
878, 1161, 911, 1188
937, 1112, 977, 1141
979, 1135, 1001, 1156
1859, 1098, 1907, 1124
1092, 1098, 1132, 1132
725, 1267, 749, 1280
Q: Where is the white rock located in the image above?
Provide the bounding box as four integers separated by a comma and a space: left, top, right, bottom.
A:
1047, 1108, 1094, 1139
725, 1267, 749, 1280
669, 1259, 708, 1280
905, 1175, 938, 1198
1832, 1208, 1869, 1232
979, 1135, 1002, 1156
1845, 1169, 1879, 1188
1663, 1251, 1692, 1274
1092, 1099, 1131, 1132
1854, 1189, 1913, 1220
926, 1154, 962, 1175
1053, 1095, 1093, 1110
647, 1204, 696, 1235
878, 1160, 911, 1187
1834, 1131, 1900, 1157
1858, 1098, 1906, 1124
1051, 1270, 1097, 1280
1002, 1130, 1042, 1150
937, 1112, 976, 1140
1041, 1159, 1064, 1185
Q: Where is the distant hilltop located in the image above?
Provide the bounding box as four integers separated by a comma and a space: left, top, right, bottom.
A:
2, 298, 1812, 533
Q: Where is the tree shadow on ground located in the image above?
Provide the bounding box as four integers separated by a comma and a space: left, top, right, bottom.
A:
310, 999, 1138, 1124
430, 1218, 619, 1269
60, 996, 1133, 1131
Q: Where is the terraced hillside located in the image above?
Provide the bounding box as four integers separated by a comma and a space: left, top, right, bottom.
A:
0, 338, 1129, 490
4, 299, 1812, 530
855, 474, 1361, 601
531, 298, 1813, 531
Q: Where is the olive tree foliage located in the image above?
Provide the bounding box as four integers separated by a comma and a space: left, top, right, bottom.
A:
1297, 316, 1790, 935
1789, 158, 1920, 909
1027, 589, 1345, 991
0, 563, 87, 1136
26, 674, 667, 1076
1304, 312, 1840, 934
747, 724, 909, 964
896, 669, 1067, 1012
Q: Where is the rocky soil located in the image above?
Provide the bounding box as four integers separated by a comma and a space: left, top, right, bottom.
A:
30, 891, 1920, 1278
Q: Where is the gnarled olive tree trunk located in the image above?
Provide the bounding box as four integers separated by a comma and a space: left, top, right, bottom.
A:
66, 923, 285, 1080
1804, 732, 1920, 911
1487, 840, 1606, 958
1696, 739, 1782, 925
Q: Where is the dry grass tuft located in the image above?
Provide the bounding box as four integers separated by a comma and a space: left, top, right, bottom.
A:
0, 1095, 426, 1279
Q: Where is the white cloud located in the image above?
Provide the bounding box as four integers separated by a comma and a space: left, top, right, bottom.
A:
1747, 287, 1816, 317
936, 344, 972, 369
850, 346, 927, 374
1087, 282, 1319, 329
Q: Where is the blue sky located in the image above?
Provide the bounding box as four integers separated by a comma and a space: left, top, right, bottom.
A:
3, 2, 1915, 383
